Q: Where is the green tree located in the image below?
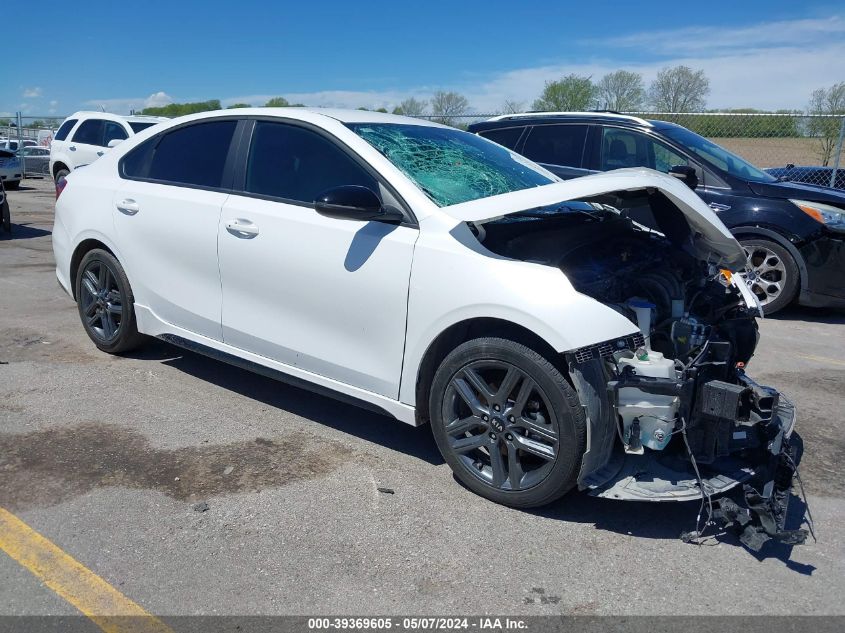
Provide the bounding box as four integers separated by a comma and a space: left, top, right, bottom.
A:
392, 97, 427, 117
227, 103, 251, 109
430, 91, 470, 127
264, 97, 290, 107
532, 75, 596, 111
595, 70, 645, 111
140, 100, 222, 116
807, 82, 845, 165
647, 66, 709, 112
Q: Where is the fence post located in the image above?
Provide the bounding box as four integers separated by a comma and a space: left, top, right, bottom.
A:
830, 116, 845, 189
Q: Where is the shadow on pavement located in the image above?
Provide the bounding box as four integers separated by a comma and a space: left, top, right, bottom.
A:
769, 305, 845, 324
0, 223, 52, 240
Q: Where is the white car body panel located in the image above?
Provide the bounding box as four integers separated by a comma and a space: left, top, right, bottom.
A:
443, 168, 746, 269
219, 193, 418, 398
53, 108, 750, 425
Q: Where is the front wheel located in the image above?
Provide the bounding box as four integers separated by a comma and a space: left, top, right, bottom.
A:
75, 249, 144, 354
429, 337, 586, 508
5, 180, 19, 190
739, 238, 799, 315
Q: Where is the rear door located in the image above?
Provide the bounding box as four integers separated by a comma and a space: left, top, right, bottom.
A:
68, 119, 106, 167
519, 124, 592, 179
113, 118, 239, 340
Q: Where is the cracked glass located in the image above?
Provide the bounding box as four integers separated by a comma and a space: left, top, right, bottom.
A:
348, 123, 554, 207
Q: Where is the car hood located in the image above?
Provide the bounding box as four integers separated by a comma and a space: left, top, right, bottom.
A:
443, 168, 746, 269
748, 179, 845, 206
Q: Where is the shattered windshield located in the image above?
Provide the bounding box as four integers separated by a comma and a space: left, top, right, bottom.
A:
347, 123, 555, 206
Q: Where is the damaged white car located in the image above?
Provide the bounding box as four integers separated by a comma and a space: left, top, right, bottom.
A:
53, 110, 805, 547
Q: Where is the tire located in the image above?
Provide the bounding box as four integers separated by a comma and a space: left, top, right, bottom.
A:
1, 201, 10, 233
739, 238, 799, 315
54, 168, 69, 183
75, 249, 144, 354
5, 180, 19, 190
429, 337, 587, 508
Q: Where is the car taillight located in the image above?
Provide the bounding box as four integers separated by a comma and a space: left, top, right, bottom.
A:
55, 177, 68, 199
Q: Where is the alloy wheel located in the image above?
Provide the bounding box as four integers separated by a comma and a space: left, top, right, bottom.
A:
441, 361, 559, 491
79, 260, 124, 342
742, 245, 787, 307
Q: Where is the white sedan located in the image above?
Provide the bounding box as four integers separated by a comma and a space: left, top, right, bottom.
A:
52, 108, 801, 542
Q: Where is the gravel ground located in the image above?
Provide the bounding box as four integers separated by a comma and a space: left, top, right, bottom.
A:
1, 179, 844, 617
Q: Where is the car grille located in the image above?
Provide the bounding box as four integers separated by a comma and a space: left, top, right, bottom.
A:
571, 332, 645, 364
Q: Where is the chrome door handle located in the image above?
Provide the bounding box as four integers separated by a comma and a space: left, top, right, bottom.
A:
225, 219, 259, 238
116, 199, 140, 215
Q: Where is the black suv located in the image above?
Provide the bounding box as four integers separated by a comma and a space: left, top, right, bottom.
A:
469, 113, 845, 314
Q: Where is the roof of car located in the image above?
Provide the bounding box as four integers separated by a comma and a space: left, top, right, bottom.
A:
65, 111, 170, 124
479, 111, 654, 127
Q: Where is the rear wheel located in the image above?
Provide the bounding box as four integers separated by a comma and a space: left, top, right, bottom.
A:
54, 168, 69, 183
429, 337, 586, 508
1, 199, 10, 233
739, 238, 799, 315
75, 249, 144, 354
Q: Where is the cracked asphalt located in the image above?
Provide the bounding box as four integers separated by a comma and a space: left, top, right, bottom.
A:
1, 179, 844, 616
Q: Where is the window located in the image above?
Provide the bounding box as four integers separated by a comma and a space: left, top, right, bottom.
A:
599, 128, 689, 173
103, 121, 128, 146
146, 120, 237, 188
348, 123, 553, 206
479, 127, 524, 150
72, 119, 105, 145
653, 141, 689, 173
55, 119, 77, 141
129, 121, 159, 134
245, 121, 378, 203
661, 126, 775, 183
522, 125, 588, 167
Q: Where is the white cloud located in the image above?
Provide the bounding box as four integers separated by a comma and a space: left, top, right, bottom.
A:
82, 17, 845, 116
49, 100, 59, 107
84, 91, 174, 114
22, 87, 42, 98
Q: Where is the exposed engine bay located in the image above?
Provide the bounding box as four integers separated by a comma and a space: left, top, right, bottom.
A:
474, 191, 810, 550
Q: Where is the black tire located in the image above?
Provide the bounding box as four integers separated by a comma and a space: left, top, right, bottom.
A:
1, 197, 10, 234
5, 180, 19, 190
739, 238, 799, 315
429, 337, 586, 508
54, 168, 69, 183
75, 249, 144, 354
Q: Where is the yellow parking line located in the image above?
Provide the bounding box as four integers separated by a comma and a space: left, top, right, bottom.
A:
797, 354, 845, 367
0, 506, 174, 633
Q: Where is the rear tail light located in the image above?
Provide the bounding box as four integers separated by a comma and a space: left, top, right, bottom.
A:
55, 176, 68, 199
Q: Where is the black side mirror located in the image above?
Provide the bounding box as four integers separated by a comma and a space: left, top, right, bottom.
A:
314, 185, 403, 223
668, 165, 699, 190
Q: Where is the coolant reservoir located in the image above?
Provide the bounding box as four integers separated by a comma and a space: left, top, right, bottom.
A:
618, 350, 679, 451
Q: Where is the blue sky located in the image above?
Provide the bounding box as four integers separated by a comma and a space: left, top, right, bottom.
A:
3, 0, 844, 117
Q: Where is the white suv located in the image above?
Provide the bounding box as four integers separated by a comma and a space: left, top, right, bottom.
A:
50, 112, 168, 182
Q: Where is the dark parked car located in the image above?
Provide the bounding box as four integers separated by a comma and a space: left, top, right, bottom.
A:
20, 146, 51, 177
469, 113, 845, 314
765, 164, 845, 191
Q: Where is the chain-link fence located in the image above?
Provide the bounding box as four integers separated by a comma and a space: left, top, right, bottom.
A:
1, 114, 64, 180
414, 111, 845, 190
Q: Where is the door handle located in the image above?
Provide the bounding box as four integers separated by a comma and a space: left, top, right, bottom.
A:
225, 219, 259, 238
97, 151, 104, 157
69, 146, 76, 151
116, 199, 140, 215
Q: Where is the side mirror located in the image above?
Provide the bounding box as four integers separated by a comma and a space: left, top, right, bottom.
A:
107, 138, 123, 148
668, 165, 698, 190
314, 185, 403, 223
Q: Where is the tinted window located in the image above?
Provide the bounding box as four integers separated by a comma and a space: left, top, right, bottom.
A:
522, 125, 588, 167
72, 119, 105, 145
661, 126, 775, 183
55, 119, 77, 141
479, 127, 524, 150
599, 128, 689, 173
147, 120, 237, 188
103, 121, 128, 146
246, 121, 377, 203
121, 138, 154, 179
129, 121, 159, 133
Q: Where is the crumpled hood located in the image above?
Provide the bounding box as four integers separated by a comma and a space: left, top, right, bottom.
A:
443, 168, 746, 269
